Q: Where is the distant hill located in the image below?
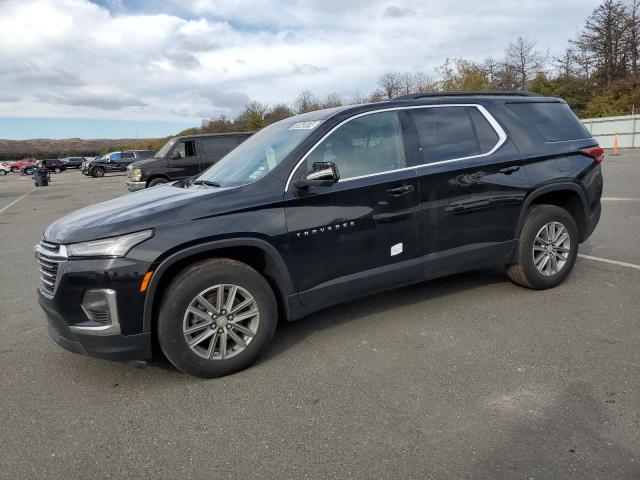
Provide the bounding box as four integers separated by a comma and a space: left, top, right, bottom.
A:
0, 137, 165, 160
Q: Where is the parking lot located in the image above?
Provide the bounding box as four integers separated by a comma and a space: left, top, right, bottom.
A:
0, 154, 638, 479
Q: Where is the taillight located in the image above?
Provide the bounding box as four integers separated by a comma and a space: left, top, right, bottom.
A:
580, 147, 605, 164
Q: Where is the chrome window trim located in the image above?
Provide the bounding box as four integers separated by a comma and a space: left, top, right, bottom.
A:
284, 104, 507, 191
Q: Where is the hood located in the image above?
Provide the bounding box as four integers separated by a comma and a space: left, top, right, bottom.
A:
44, 184, 234, 244
130, 157, 165, 170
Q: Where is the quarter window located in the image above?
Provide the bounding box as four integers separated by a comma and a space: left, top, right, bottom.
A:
407, 107, 479, 165
200, 136, 239, 159
468, 107, 499, 153
305, 111, 406, 180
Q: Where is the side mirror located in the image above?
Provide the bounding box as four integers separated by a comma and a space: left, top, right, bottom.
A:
294, 162, 340, 189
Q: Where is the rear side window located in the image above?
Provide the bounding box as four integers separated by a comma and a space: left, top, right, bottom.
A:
121, 152, 135, 159
468, 108, 499, 153
506, 102, 590, 142
200, 136, 239, 160
408, 107, 478, 164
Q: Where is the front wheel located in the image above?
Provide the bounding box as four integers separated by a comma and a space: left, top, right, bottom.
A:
0, 169, 6, 176
147, 177, 168, 187
10, 167, 18, 173
506, 204, 579, 289
53, 167, 61, 174
92, 167, 105, 178
158, 258, 277, 378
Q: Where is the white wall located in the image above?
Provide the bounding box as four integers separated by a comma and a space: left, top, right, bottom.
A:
581, 114, 640, 148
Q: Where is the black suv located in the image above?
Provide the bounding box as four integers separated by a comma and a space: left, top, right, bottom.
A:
60, 157, 85, 169
126, 133, 252, 190
35, 93, 603, 378
83, 150, 155, 177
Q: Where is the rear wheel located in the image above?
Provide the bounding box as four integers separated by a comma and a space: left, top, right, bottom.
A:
158, 258, 277, 378
506, 204, 579, 289
148, 177, 168, 187
53, 167, 61, 174
92, 167, 105, 178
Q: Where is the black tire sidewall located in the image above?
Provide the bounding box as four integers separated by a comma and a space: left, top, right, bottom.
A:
158, 260, 277, 378
148, 178, 168, 187
518, 205, 579, 289
93, 167, 104, 177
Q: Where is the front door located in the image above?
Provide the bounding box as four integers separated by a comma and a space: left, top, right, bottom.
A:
168, 139, 200, 178
284, 110, 422, 306
400, 105, 530, 276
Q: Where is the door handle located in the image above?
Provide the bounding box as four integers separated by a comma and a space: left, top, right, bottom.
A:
499, 165, 520, 175
386, 185, 415, 197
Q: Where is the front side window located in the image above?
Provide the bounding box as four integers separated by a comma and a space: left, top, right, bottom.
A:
109, 152, 122, 161
304, 111, 406, 180
171, 140, 197, 160
408, 107, 479, 164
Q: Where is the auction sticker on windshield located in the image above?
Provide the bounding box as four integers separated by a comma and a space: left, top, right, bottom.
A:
289, 121, 321, 130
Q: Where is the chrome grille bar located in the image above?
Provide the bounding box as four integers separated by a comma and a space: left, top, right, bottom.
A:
34, 240, 68, 296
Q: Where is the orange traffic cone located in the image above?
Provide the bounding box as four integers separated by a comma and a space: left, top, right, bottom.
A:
613, 133, 620, 155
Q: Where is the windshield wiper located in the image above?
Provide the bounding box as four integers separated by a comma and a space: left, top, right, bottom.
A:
192, 179, 221, 187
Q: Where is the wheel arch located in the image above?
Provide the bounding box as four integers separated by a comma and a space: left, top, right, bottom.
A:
142, 238, 294, 333
516, 183, 589, 242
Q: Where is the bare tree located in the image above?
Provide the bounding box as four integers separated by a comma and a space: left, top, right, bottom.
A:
377, 71, 403, 99
322, 92, 344, 108
505, 36, 546, 89
264, 103, 294, 125
412, 71, 436, 92
553, 47, 578, 78
348, 89, 368, 105
626, 0, 640, 84
294, 90, 321, 113
574, 0, 628, 86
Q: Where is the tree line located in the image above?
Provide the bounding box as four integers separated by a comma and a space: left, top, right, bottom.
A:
188, 0, 640, 139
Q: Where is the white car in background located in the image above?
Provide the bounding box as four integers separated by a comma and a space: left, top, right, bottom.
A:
0, 162, 11, 176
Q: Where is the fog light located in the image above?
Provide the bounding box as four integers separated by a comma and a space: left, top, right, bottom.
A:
81, 289, 117, 325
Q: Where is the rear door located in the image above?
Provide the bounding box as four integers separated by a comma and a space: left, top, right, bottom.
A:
118, 152, 136, 171
168, 139, 200, 178
198, 136, 242, 171
401, 105, 529, 275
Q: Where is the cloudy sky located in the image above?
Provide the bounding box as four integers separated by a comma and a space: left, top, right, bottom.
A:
0, 0, 600, 139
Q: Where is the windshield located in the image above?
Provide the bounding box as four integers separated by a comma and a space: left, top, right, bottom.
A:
156, 139, 176, 158
195, 120, 321, 187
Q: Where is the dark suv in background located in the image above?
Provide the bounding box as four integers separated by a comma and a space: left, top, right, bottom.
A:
127, 133, 252, 190
36, 92, 602, 378
83, 150, 155, 177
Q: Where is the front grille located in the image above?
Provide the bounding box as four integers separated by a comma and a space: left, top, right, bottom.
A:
36, 240, 67, 296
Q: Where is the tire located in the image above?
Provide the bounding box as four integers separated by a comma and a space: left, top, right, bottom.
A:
506, 204, 579, 290
11, 167, 18, 173
54, 167, 61, 174
158, 258, 277, 378
92, 167, 105, 178
148, 177, 168, 187
0, 169, 6, 176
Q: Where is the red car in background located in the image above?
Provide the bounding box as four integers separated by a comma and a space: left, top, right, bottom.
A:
4, 158, 36, 173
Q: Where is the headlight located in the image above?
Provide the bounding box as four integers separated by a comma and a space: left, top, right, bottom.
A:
130, 167, 142, 182
67, 230, 153, 258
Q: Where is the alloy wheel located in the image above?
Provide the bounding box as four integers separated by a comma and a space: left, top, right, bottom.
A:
183, 284, 260, 360
532, 221, 571, 276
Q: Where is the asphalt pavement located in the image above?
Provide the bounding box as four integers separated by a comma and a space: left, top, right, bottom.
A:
0, 155, 638, 479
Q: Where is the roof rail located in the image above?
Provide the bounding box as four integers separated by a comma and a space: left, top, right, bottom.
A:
394, 91, 541, 100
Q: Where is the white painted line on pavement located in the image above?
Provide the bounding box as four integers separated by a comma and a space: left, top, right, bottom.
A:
0, 188, 35, 214
601, 197, 640, 202
578, 254, 640, 271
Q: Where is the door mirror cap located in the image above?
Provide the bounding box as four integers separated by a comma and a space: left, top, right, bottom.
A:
294, 162, 340, 189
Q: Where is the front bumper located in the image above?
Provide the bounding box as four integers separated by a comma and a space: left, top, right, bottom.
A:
39, 293, 151, 361
36, 255, 153, 361
127, 181, 146, 192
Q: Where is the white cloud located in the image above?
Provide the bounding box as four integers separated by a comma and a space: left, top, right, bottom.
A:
0, 0, 602, 125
